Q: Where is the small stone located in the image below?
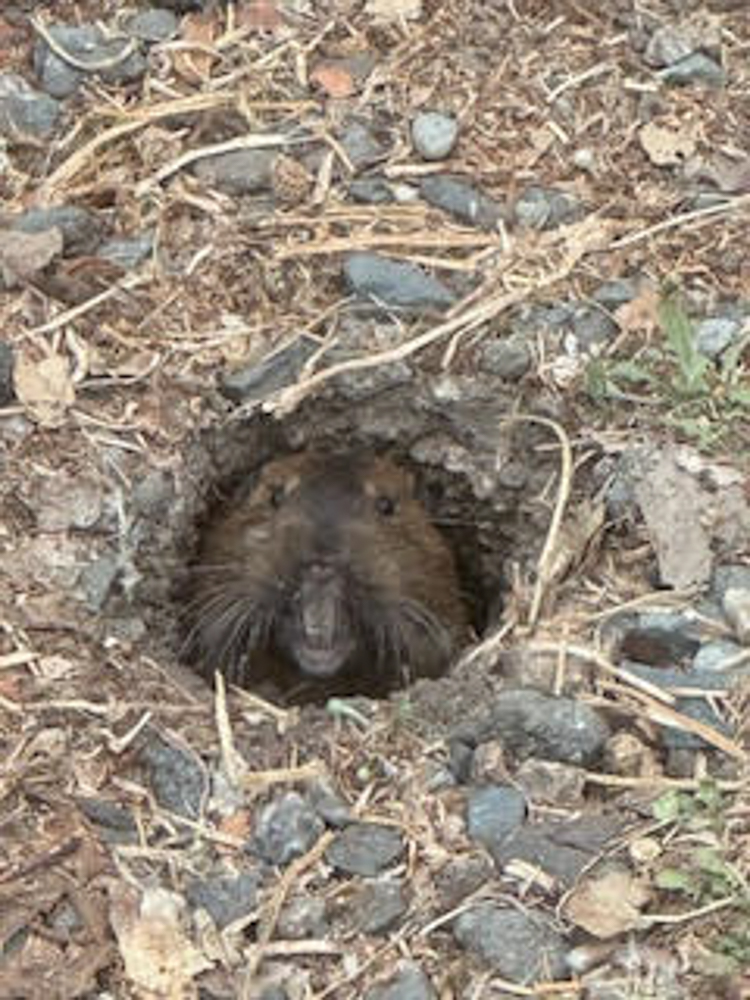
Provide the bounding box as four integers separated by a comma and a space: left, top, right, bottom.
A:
13, 205, 104, 256
644, 27, 695, 68
308, 779, 353, 828
664, 697, 733, 751
420, 175, 503, 229
479, 336, 531, 379
618, 624, 700, 667
712, 564, 750, 604
515, 759, 586, 808
695, 316, 741, 358
453, 903, 568, 980
0, 341, 15, 406
344, 252, 455, 311
466, 785, 526, 850
80, 554, 120, 611
77, 797, 137, 841
349, 177, 395, 204
592, 278, 641, 310
692, 640, 744, 673
277, 896, 328, 939
570, 304, 618, 351
126, 8, 179, 42
219, 339, 318, 405
97, 232, 154, 270
141, 730, 207, 821
34, 24, 147, 98
193, 148, 276, 195
252, 792, 324, 866
723, 588, 750, 644
365, 963, 437, 1000
355, 881, 408, 935
660, 53, 725, 87
434, 855, 494, 910
186, 871, 262, 929
0, 74, 60, 142
325, 823, 403, 877
339, 122, 387, 170
514, 186, 582, 230
411, 111, 459, 161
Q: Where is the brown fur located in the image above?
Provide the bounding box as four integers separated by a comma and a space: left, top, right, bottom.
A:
182, 452, 469, 696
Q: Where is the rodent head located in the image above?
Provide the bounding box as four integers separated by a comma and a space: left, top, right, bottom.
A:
184, 452, 469, 690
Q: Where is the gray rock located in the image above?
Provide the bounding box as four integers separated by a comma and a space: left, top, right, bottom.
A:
692, 639, 745, 673
355, 881, 408, 935
141, 730, 207, 821
77, 797, 137, 840
479, 335, 532, 379
277, 896, 328, 939
492, 815, 625, 887
344, 252, 455, 311
308, 779, 353, 828
592, 277, 641, 311
420, 175, 503, 230
340, 122, 387, 171
365, 963, 436, 1000
253, 792, 324, 866
0, 342, 14, 407
570, 304, 618, 351
126, 8, 180, 42
466, 785, 526, 850
80, 554, 120, 611
325, 823, 403, 876
618, 622, 700, 667
712, 564, 750, 604
454, 689, 610, 767
664, 697, 734, 751
193, 148, 276, 195
644, 27, 695, 68
695, 316, 742, 358
219, 339, 318, 405
34, 24, 147, 98
453, 903, 568, 980
349, 177, 395, 204
13, 205, 104, 256
514, 186, 582, 230
433, 855, 494, 909
411, 111, 459, 161
98, 232, 154, 270
723, 588, 750, 644
186, 871, 262, 929
132, 470, 175, 518
660, 54, 725, 87
0, 74, 60, 142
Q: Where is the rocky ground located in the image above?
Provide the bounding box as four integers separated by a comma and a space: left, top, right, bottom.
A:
0, 1, 749, 998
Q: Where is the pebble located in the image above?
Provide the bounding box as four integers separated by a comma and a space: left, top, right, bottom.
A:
141, 730, 207, 821
339, 121, 387, 171
513, 185, 582, 230
453, 903, 568, 980
77, 797, 138, 842
308, 779, 353, 828
193, 148, 276, 195
125, 8, 180, 42
34, 24, 147, 99
80, 554, 121, 612
569, 304, 619, 351
692, 639, 745, 673
723, 588, 750, 644
186, 871, 263, 929
466, 785, 526, 850
695, 316, 742, 358
644, 27, 695, 68
411, 111, 459, 161
618, 621, 700, 666
325, 823, 404, 877
420, 175, 503, 230
13, 205, 104, 256
454, 689, 610, 767
350, 881, 408, 935
515, 759, 587, 808
97, 232, 154, 270
592, 277, 641, 310
277, 896, 329, 939
433, 855, 494, 910
660, 53, 725, 87
712, 564, 750, 604
479, 335, 532, 380
349, 177, 395, 204
344, 252, 456, 311
0, 74, 60, 142
252, 792, 324, 866
0, 342, 15, 407
219, 339, 318, 405
365, 963, 437, 1000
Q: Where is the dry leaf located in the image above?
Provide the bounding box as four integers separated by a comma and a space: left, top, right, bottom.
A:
110, 884, 212, 996
0, 227, 63, 283
366, 0, 423, 23
639, 123, 696, 167
614, 285, 660, 337
237, 0, 283, 32
564, 869, 651, 938
14, 351, 75, 427
174, 13, 218, 82
310, 62, 356, 98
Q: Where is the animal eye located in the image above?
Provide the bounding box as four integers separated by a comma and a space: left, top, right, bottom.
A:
269, 484, 286, 509
375, 494, 397, 517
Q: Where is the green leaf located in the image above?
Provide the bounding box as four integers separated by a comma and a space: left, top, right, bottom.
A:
652, 789, 684, 822
658, 291, 710, 395
656, 868, 695, 893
